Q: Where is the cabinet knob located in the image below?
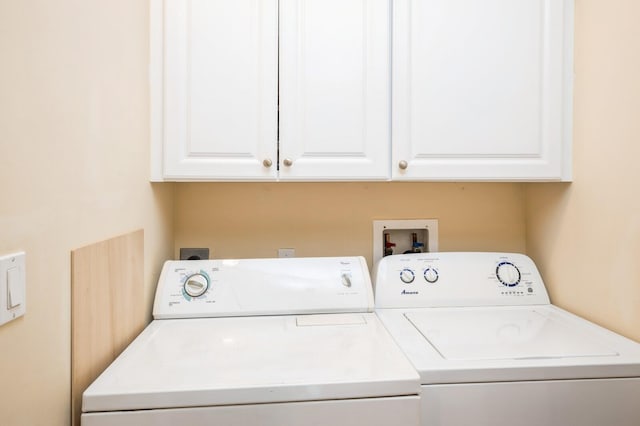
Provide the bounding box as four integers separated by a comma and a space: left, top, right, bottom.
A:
398, 160, 408, 170
283, 158, 293, 167
262, 158, 273, 168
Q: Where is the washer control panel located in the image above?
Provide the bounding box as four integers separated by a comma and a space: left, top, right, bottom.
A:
374, 252, 550, 308
153, 256, 373, 319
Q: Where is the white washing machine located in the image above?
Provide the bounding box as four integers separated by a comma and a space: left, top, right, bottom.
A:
81, 256, 420, 426
374, 252, 640, 426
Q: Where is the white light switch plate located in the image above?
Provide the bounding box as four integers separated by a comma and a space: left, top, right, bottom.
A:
0, 252, 26, 327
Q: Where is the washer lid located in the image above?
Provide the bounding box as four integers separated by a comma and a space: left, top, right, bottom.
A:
376, 305, 640, 384
406, 308, 618, 361
82, 313, 420, 413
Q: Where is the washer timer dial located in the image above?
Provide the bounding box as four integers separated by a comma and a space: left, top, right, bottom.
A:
496, 262, 521, 287
183, 272, 210, 298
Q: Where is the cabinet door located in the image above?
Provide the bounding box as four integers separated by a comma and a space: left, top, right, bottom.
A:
279, 0, 390, 181
161, 0, 278, 180
393, 0, 573, 181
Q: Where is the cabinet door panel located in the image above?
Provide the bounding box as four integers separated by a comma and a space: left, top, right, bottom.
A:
393, 0, 572, 181
163, 0, 278, 180
279, 0, 390, 180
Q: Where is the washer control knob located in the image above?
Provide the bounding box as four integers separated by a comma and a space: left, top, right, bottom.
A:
400, 268, 415, 284
184, 273, 209, 298
424, 268, 439, 283
496, 262, 521, 287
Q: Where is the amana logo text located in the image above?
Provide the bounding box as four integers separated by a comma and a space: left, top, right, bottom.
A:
401, 290, 419, 295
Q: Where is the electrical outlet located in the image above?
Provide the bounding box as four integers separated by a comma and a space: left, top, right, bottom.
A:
278, 248, 295, 258
180, 248, 210, 260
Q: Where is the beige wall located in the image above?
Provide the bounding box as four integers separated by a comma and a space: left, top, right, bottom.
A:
526, 0, 640, 342
3, 0, 638, 424
0, 1, 174, 425
175, 182, 527, 269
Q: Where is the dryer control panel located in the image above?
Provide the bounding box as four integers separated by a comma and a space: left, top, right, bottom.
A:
153, 256, 373, 319
374, 252, 550, 308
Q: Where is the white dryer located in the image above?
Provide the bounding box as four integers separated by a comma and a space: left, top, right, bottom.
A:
374, 252, 640, 426
82, 256, 420, 426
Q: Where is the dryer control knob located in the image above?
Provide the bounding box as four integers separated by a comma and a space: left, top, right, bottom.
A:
341, 273, 352, 288
400, 268, 415, 284
183, 273, 209, 298
496, 262, 521, 287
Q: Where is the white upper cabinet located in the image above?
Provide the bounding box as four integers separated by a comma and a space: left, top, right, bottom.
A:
392, 0, 573, 181
278, 0, 390, 180
154, 0, 278, 180
151, 0, 573, 182
152, 0, 389, 181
